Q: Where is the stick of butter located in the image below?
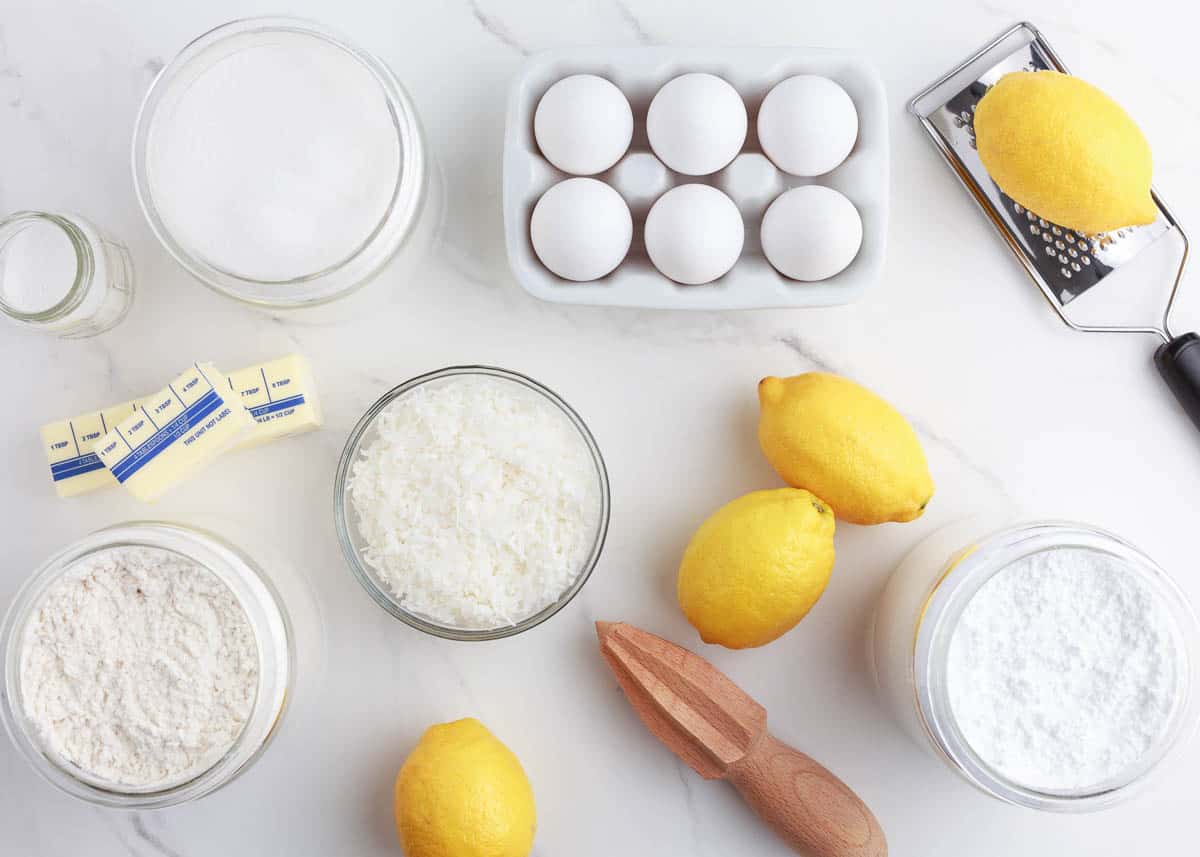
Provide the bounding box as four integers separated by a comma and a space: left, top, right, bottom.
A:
41, 354, 323, 498
225, 354, 323, 449
41, 397, 143, 497
94, 363, 253, 502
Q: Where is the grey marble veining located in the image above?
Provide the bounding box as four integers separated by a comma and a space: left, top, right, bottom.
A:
1, 1, 1198, 855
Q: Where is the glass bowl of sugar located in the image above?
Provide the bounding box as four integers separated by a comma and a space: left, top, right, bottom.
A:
334, 366, 611, 641
872, 517, 1200, 812
133, 17, 435, 307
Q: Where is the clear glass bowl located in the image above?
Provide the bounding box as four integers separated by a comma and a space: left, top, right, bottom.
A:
871, 518, 1200, 812
0, 522, 293, 808
334, 366, 611, 641
132, 16, 433, 307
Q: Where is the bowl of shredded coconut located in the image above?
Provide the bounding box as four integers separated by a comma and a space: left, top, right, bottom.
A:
335, 366, 610, 640
0, 522, 293, 808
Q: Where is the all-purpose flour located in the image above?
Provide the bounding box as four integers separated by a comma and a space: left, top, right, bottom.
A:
19, 546, 259, 789
947, 547, 1182, 792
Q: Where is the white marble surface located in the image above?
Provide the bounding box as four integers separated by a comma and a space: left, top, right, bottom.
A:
2, 0, 1198, 854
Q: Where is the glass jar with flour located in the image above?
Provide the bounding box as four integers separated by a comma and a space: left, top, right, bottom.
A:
871, 517, 1200, 811
0, 523, 293, 808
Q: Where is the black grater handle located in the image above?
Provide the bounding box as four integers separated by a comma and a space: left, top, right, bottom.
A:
1155, 333, 1200, 432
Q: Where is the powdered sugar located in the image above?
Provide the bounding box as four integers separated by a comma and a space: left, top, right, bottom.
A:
18, 546, 259, 789
347, 374, 602, 629
947, 547, 1183, 792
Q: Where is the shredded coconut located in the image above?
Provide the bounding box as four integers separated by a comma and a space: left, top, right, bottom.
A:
347, 374, 602, 629
947, 547, 1182, 792
19, 546, 259, 788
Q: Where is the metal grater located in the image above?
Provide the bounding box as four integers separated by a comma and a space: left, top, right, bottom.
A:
910, 22, 1200, 432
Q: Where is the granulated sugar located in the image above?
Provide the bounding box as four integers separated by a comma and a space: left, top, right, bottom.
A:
146, 32, 400, 283
347, 374, 602, 630
19, 546, 259, 788
947, 547, 1182, 792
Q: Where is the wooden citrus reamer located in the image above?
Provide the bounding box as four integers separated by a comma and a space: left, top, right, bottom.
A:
597, 621, 886, 857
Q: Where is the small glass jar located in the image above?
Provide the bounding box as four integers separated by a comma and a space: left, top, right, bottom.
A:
334, 366, 611, 641
871, 517, 1200, 811
0, 522, 292, 808
0, 211, 133, 337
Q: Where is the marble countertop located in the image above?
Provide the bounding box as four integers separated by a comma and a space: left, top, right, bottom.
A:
2, 0, 1198, 854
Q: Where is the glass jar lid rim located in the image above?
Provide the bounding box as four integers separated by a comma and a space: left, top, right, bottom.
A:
0, 211, 92, 321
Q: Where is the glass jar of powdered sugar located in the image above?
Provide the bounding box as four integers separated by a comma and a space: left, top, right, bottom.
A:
871, 517, 1200, 811
0, 211, 133, 337
133, 17, 440, 308
0, 523, 292, 808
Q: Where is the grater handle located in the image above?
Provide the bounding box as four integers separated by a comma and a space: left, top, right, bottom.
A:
1155, 333, 1200, 431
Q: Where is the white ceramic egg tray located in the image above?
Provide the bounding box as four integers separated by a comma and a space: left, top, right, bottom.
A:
503, 47, 888, 310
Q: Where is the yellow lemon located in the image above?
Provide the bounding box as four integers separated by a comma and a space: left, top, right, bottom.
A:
677, 488, 835, 649
974, 70, 1155, 234
757, 373, 933, 525
395, 718, 536, 857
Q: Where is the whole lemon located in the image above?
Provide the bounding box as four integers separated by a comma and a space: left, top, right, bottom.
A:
757, 373, 933, 525
677, 488, 835, 649
394, 718, 536, 857
974, 70, 1155, 234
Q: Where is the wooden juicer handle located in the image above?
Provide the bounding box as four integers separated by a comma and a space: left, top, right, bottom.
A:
726, 733, 886, 857
596, 621, 886, 857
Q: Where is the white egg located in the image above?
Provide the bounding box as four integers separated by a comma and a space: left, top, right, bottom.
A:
534, 74, 633, 175
647, 73, 747, 176
760, 185, 863, 281
530, 178, 632, 281
757, 75, 858, 177
644, 184, 744, 285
